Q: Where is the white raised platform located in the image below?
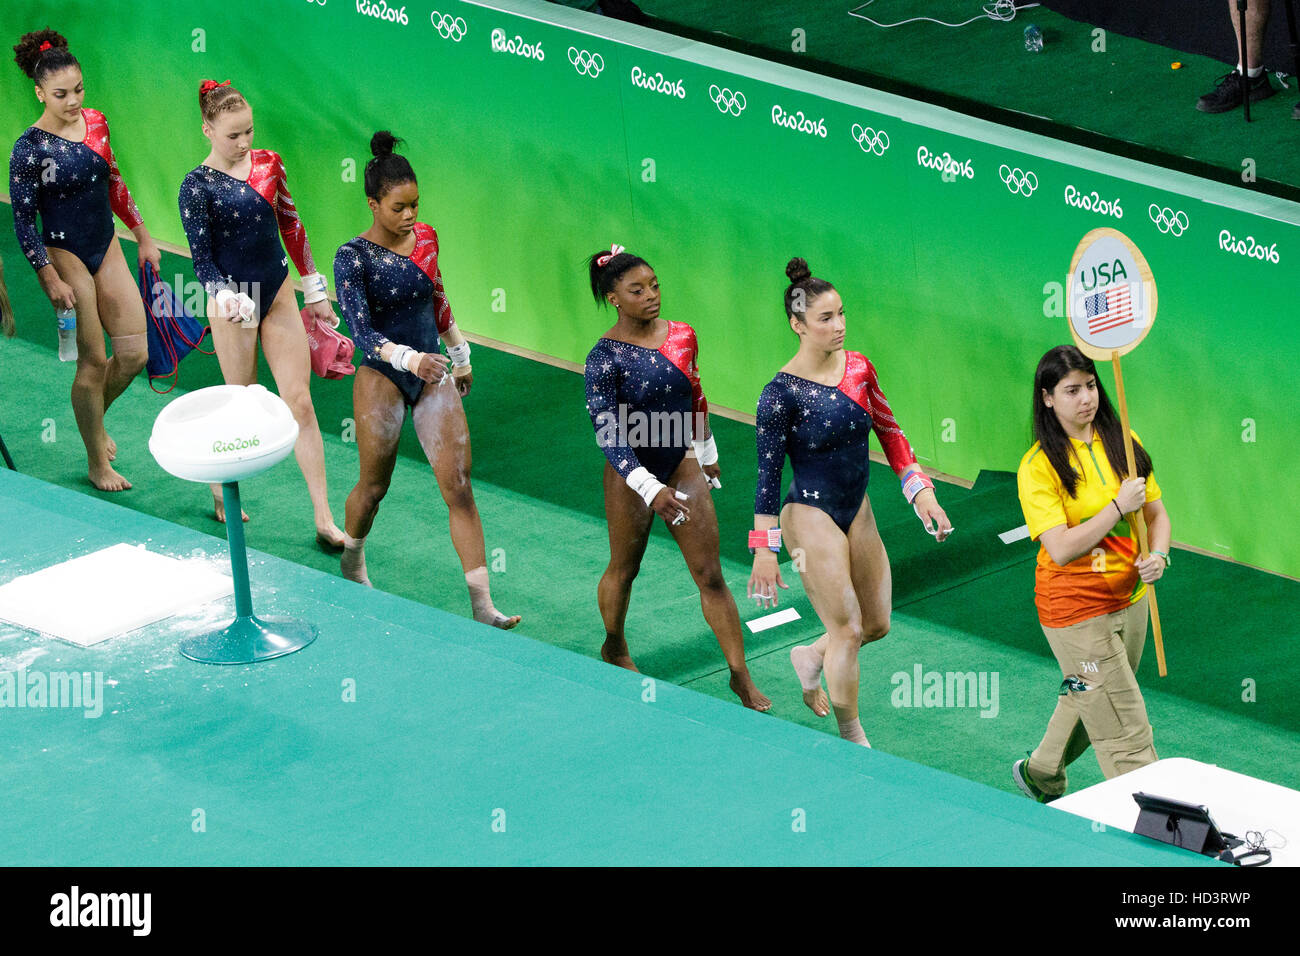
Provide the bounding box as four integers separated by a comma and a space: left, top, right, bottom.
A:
1052, 757, 1297, 866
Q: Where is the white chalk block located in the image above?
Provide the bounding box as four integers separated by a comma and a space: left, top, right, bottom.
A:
0, 543, 233, 647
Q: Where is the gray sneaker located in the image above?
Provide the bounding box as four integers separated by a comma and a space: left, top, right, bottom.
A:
1196, 70, 1276, 113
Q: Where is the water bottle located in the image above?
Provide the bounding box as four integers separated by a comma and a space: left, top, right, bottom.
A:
56, 307, 78, 362
1024, 24, 1043, 53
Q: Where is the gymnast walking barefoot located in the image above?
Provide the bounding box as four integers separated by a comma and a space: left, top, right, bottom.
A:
749, 258, 951, 744
584, 246, 770, 711
9, 29, 160, 491
333, 132, 519, 629
177, 79, 344, 546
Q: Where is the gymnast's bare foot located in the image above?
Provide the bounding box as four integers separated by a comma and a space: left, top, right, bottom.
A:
730, 668, 772, 712
601, 634, 639, 672
89, 463, 131, 492
791, 644, 830, 717
104, 433, 117, 461
213, 497, 249, 524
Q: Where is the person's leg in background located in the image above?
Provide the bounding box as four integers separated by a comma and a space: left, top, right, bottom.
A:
1197, 0, 1276, 112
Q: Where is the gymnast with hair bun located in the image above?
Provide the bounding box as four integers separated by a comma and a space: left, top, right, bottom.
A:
9, 29, 160, 491
177, 78, 345, 548
333, 132, 519, 630
750, 258, 952, 746
584, 246, 770, 710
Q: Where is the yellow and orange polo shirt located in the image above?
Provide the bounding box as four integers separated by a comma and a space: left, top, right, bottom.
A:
1017, 429, 1161, 628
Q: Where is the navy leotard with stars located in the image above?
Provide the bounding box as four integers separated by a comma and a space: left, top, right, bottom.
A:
584, 321, 709, 484
333, 223, 455, 406
9, 107, 143, 275
177, 148, 317, 314
755, 350, 918, 533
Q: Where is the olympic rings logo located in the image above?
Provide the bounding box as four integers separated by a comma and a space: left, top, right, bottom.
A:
430, 11, 467, 40
1148, 204, 1189, 236
568, 47, 605, 78
851, 124, 889, 155
709, 84, 746, 116
999, 165, 1038, 196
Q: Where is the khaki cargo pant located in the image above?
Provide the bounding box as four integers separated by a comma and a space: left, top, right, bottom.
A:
1027, 593, 1157, 796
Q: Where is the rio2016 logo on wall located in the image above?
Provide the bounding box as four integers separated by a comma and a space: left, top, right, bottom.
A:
430, 11, 467, 41
630, 67, 685, 98
709, 85, 746, 116
1064, 184, 1123, 219
492, 28, 545, 60
1218, 228, 1280, 264
771, 104, 827, 138
916, 145, 973, 179
355, 0, 408, 25
851, 124, 889, 156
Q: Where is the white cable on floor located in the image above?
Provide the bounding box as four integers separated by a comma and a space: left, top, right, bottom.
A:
848, 1, 1040, 29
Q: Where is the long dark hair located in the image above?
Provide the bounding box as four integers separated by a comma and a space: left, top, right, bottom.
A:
1032, 345, 1152, 499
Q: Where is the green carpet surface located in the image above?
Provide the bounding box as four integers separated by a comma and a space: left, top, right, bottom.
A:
1, 212, 1296, 864
637, 0, 1300, 200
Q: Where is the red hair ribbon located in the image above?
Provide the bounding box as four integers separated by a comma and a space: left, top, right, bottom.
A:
38, 41, 53, 52
595, 243, 626, 268
200, 79, 231, 95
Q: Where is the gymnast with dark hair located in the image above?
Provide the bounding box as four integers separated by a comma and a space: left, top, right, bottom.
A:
9, 29, 160, 491
177, 78, 344, 547
750, 258, 951, 746
333, 132, 519, 629
584, 246, 770, 710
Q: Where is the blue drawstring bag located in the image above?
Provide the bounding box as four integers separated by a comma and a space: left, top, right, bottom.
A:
139, 262, 213, 393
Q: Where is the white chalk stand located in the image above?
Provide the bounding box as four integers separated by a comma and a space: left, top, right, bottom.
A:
149, 384, 316, 665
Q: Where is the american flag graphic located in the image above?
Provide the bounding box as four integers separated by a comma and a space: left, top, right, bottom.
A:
1084, 285, 1133, 334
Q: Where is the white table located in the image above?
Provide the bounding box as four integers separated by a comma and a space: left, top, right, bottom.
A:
1052, 758, 1297, 866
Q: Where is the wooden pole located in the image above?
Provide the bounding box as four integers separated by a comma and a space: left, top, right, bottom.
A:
1111, 350, 1167, 676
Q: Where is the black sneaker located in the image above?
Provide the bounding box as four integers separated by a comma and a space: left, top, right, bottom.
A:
1196, 71, 1276, 113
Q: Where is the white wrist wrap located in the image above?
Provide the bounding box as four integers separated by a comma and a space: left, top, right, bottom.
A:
302, 272, 328, 305
692, 433, 718, 466
389, 345, 418, 373
447, 342, 471, 367
626, 466, 665, 507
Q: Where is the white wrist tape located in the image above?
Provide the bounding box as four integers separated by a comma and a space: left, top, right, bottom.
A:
302, 272, 328, 305
389, 345, 420, 373
446, 342, 471, 367
692, 433, 718, 466
626, 466, 665, 507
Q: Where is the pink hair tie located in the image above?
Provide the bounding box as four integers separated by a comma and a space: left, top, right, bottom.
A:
38, 41, 53, 52
200, 79, 231, 95
595, 243, 626, 268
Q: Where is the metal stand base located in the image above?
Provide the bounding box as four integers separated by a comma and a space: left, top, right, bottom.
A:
179, 614, 317, 665
182, 481, 316, 665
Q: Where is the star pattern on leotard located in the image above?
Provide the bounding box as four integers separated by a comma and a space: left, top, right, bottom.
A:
333, 232, 446, 368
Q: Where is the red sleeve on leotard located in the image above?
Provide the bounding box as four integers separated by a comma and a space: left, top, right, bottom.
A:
260, 150, 317, 277
409, 224, 455, 334
83, 109, 144, 231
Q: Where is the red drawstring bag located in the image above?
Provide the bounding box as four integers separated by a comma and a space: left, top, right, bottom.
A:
301, 307, 356, 379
